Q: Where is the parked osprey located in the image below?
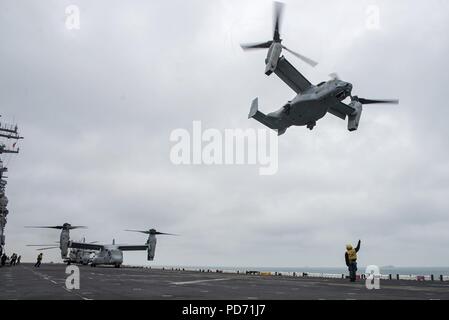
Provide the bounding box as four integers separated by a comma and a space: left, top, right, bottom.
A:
70, 238, 147, 268
27, 223, 176, 267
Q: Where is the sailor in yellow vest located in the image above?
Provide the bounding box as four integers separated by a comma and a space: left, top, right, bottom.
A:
34, 253, 43, 268
345, 240, 361, 282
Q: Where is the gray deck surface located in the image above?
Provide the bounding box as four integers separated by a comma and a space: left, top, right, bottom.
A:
1, 264, 448, 300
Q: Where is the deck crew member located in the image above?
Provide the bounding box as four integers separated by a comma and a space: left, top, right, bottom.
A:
345, 240, 361, 282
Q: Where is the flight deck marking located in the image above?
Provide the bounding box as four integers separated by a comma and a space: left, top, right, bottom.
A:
23, 266, 93, 301
171, 278, 232, 285
63, 287, 93, 300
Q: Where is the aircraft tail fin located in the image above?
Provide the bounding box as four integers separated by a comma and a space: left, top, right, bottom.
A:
248, 98, 287, 136
248, 98, 259, 119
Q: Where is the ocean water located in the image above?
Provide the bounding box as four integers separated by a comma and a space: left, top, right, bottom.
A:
158, 266, 449, 276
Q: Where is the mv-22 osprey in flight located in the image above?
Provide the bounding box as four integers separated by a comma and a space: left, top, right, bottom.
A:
241, 2, 399, 135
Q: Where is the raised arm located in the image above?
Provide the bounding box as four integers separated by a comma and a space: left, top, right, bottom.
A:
355, 240, 361, 252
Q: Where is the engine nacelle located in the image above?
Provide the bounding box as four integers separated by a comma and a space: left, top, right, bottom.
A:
60, 230, 70, 258
265, 43, 283, 75
348, 101, 363, 131
147, 235, 157, 261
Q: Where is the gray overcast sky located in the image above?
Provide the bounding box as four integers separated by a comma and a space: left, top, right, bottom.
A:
1, 0, 448, 267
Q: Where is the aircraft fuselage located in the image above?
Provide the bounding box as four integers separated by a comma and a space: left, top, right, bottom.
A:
91, 247, 123, 267
267, 79, 353, 129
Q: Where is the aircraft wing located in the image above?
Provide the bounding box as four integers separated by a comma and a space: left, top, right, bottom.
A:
69, 241, 104, 251
327, 100, 356, 120
274, 56, 312, 94
117, 245, 149, 251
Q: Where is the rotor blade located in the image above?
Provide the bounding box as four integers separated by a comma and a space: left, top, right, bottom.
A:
358, 98, 399, 105
24, 225, 86, 230
25, 226, 63, 229
154, 232, 177, 236
125, 229, 177, 236
36, 247, 59, 251
273, 1, 284, 41
27, 244, 59, 247
282, 46, 318, 67
124, 229, 150, 234
240, 41, 272, 50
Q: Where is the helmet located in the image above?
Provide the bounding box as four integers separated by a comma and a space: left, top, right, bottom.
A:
346, 244, 353, 250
